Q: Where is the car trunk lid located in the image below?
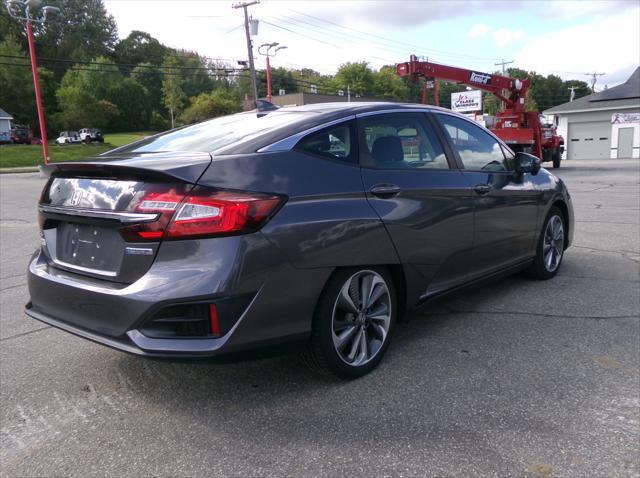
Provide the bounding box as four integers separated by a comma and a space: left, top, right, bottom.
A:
38, 153, 212, 284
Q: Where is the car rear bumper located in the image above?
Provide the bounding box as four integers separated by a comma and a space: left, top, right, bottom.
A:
26, 234, 332, 357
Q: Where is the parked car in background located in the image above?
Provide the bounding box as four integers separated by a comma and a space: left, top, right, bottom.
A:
27, 103, 574, 379
10, 125, 32, 145
55, 131, 82, 145
79, 128, 104, 143
0, 131, 11, 145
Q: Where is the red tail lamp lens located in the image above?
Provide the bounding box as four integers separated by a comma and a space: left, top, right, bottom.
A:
119, 185, 284, 242
166, 189, 283, 239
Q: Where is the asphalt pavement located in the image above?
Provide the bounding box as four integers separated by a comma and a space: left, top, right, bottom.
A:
1, 159, 638, 477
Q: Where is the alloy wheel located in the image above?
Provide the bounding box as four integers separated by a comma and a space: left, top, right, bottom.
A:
331, 270, 391, 367
543, 215, 564, 272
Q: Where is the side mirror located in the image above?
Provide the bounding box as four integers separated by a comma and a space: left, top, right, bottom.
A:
514, 152, 541, 176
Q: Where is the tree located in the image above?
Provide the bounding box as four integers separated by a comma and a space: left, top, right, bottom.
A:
181, 53, 216, 98
0, 35, 35, 125
26, 0, 118, 78
60, 56, 123, 100
105, 77, 150, 131
436, 81, 467, 109
373, 66, 409, 100
333, 62, 375, 96
161, 56, 187, 128
257, 67, 298, 98
294, 68, 334, 95
55, 86, 105, 129
131, 63, 165, 116
114, 31, 168, 67
179, 90, 241, 124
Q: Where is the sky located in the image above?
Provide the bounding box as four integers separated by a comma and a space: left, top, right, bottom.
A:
103, 0, 640, 88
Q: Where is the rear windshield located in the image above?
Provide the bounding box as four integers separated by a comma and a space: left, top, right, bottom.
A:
108, 111, 310, 155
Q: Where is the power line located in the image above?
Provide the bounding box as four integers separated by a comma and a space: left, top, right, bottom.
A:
0, 54, 244, 72
0, 61, 251, 78
268, 14, 407, 60
285, 8, 504, 63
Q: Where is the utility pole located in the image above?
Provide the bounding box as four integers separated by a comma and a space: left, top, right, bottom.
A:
495, 59, 514, 75
233, 1, 259, 107
347, 84, 350, 102
568, 86, 577, 102
585, 72, 605, 93
5, 0, 59, 165
494, 59, 513, 112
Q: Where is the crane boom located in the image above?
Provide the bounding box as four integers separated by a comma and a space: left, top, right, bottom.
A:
395, 55, 564, 167
396, 55, 529, 111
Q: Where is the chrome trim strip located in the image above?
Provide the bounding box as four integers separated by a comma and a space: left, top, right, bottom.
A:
257, 115, 356, 153
39, 205, 159, 223
355, 107, 433, 118
52, 259, 118, 277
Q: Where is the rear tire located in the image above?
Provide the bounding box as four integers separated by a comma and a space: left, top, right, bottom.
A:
552, 149, 561, 168
304, 267, 397, 379
526, 207, 566, 280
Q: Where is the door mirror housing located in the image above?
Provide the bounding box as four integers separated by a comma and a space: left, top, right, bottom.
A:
514, 152, 541, 175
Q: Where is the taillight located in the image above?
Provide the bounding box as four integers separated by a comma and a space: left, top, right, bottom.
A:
120, 185, 284, 242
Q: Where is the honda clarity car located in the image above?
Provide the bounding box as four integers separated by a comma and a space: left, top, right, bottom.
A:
26, 103, 573, 378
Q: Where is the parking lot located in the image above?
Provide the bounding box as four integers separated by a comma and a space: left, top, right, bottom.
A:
1, 159, 638, 477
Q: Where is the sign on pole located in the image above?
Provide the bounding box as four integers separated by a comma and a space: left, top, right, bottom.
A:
451, 90, 482, 112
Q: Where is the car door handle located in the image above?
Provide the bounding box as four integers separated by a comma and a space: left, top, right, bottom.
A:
370, 184, 401, 198
473, 184, 492, 195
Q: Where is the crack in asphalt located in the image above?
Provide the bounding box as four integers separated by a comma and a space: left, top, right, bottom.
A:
0, 325, 51, 342
575, 220, 640, 226
434, 306, 639, 321
557, 273, 639, 283
0, 273, 26, 280
0, 282, 27, 292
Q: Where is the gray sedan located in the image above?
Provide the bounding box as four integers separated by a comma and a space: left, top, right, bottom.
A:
26, 102, 574, 378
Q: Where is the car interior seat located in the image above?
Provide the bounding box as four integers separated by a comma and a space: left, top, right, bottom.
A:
371, 135, 404, 166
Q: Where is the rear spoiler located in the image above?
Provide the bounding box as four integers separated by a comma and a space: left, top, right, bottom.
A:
39, 151, 213, 184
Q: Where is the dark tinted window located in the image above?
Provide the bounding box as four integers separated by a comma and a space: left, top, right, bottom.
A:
296, 123, 353, 161
436, 114, 510, 171
359, 113, 448, 169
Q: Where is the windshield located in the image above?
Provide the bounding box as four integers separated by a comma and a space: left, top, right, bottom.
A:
109, 111, 311, 154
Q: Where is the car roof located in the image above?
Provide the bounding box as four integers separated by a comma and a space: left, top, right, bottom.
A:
214, 102, 451, 154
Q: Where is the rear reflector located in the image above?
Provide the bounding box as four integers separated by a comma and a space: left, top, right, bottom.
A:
209, 304, 221, 336
119, 185, 284, 242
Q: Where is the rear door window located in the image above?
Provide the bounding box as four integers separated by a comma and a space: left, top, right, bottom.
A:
295, 123, 354, 162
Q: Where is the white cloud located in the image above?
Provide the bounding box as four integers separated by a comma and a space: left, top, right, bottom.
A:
547, 0, 636, 19
467, 24, 490, 38
492, 28, 525, 48
513, 7, 640, 84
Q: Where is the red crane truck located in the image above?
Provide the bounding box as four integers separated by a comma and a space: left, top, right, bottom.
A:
396, 55, 564, 168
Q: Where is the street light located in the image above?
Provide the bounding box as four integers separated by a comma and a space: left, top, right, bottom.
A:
5, 0, 59, 165
258, 42, 287, 102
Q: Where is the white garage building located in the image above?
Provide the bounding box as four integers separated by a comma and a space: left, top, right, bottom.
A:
544, 67, 639, 160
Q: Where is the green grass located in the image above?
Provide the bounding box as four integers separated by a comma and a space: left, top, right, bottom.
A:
0, 132, 155, 168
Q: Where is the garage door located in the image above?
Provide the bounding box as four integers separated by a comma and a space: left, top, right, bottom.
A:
567, 121, 610, 160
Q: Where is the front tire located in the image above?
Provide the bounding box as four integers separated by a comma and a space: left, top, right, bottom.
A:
527, 207, 566, 280
305, 267, 397, 379
552, 149, 561, 168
